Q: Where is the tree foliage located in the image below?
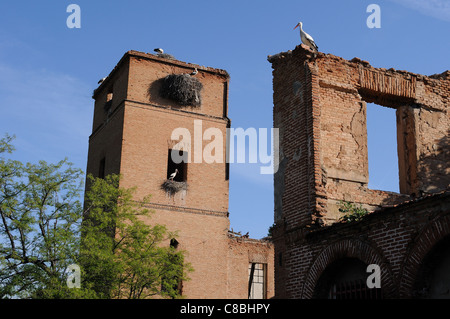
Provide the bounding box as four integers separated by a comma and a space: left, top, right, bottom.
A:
0, 134, 84, 298
0, 134, 191, 298
80, 174, 191, 299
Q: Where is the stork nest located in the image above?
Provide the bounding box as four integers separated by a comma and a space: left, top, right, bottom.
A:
161, 179, 188, 195
156, 53, 176, 60
159, 74, 202, 107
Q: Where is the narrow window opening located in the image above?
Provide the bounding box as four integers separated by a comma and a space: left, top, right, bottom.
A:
104, 87, 113, 113
223, 81, 228, 118
248, 263, 267, 299
170, 238, 179, 249
366, 102, 400, 193
99, 157, 106, 179
106, 91, 113, 102
167, 149, 188, 182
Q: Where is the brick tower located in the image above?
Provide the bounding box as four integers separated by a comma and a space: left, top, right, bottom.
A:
85, 50, 274, 299
86, 50, 232, 298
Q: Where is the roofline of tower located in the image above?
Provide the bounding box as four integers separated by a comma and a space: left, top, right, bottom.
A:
267, 44, 450, 80
93, 50, 230, 99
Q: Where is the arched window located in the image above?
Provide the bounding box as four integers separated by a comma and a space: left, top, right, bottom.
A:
414, 236, 450, 299
313, 258, 383, 299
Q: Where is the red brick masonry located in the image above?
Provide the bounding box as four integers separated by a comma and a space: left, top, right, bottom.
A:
269, 44, 449, 298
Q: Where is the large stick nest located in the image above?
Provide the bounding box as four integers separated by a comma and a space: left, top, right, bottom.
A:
159, 74, 203, 107
156, 53, 176, 60
161, 180, 188, 195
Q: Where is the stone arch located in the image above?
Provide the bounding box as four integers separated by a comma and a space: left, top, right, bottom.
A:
399, 213, 450, 298
301, 238, 396, 298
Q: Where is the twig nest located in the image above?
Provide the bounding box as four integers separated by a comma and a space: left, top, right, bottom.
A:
159, 74, 202, 107
161, 180, 188, 195
156, 53, 176, 60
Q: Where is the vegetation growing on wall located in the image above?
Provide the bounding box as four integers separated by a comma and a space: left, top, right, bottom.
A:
338, 201, 369, 223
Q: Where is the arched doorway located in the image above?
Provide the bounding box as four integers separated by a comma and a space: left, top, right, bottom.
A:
313, 258, 383, 299
413, 235, 450, 299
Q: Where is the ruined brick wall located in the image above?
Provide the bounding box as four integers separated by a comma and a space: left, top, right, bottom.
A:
270, 47, 318, 229
269, 47, 318, 296
269, 44, 449, 298
86, 51, 274, 299
291, 192, 450, 298
269, 44, 449, 227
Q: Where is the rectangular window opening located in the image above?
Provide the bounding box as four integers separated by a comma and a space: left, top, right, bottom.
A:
366, 102, 400, 193
104, 87, 113, 113
248, 263, 267, 299
167, 149, 188, 182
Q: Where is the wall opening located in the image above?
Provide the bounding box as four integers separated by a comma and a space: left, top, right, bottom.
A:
170, 238, 179, 249
167, 149, 188, 182
98, 157, 106, 179
366, 103, 400, 193
248, 263, 267, 299
313, 258, 382, 299
104, 87, 113, 114
106, 91, 113, 103
413, 235, 450, 299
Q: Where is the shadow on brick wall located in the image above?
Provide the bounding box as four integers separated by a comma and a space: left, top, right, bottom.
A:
416, 131, 450, 195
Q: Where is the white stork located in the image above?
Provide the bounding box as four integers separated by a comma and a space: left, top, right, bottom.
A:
154, 48, 164, 54
190, 68, 198, 76
294, 22, 318, 51
98, 77, 107, 84
169, 169, 178, 180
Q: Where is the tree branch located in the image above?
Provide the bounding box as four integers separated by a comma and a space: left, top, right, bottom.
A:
0, 207, 16, 252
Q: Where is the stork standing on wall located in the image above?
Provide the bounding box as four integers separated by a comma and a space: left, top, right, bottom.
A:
294, 22, 318, 51
169, 169, 179, 180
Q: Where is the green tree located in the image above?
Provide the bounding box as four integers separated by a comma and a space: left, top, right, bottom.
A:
0, 134, 86, 298
0, 134, 191, 299
80, 174, 191, 299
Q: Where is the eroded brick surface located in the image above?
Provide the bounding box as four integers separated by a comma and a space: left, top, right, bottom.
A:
86, 51, 274, 299
269, 45, 449, 298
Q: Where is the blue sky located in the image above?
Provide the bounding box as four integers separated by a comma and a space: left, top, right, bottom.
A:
0, 0, 449, 239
